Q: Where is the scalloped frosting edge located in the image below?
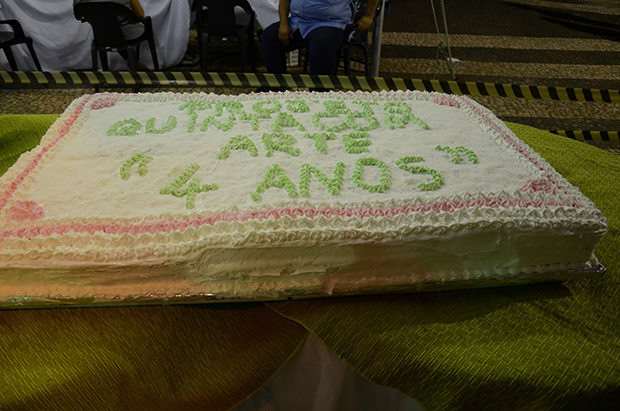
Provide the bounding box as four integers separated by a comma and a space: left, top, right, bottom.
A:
0, 91, 608, 281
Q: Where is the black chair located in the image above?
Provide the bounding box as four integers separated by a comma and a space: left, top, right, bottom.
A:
193, 0, 256, 72
0, 20, 42, 71
342, 0, 382, 77
73, 2, 158, 71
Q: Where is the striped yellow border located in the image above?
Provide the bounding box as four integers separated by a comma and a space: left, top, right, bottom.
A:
549, 131, 620, 142
1, 71, 619, 105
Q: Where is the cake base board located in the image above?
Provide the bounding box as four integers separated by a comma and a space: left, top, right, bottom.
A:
0, 265, 605, 310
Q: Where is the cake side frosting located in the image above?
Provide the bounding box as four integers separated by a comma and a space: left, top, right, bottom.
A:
0, 90, 607, 301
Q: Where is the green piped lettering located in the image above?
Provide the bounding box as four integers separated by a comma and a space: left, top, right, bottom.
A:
383, 102, 429, 130
145, 116, 177, 134
252, 100, 282, 114
311, 100, 350, 132
159, 163, 218, 209
214, 101, 245, 116
200, 114, 235, 131
252, 164, 298, 201
299, 163, 346, 196
343, 132, 372, 154
346, 101, 380, 131
285, 99, 310, 113
352, 157, 392, 193
216, 135, 259, 159
178, 101, 212, 133
107, 118, 141, 136
396, 156, 444, 191
120, 153, 153, 179
303, 132, 336, 153
435, 145, 478, 164
271, 112, 306, 132
262, 133, 301, 157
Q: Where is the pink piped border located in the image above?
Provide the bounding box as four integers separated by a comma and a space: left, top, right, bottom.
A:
0, 92, 590, 245
0, 196, 580, 242
0, 95, 92, 214
458, 98, 572, 198
7, 200, 46, 222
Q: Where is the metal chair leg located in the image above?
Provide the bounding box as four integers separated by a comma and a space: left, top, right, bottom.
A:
248, 16, 256, 71
127, 48, 139, 71
91, 41, 98, 71
343, 48, 351, 76
99, 49, 109, 71
303, 47, 310, 74
25, 38, 42, 71
26, 37, 43, 71
90, 42, 100, 91
147, 38, 158, 70
238, 29, 247, 72
2, 47, 18, 71
199, 34, 208, 72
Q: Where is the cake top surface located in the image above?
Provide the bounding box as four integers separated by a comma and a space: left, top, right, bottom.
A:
0, 90, 606, 264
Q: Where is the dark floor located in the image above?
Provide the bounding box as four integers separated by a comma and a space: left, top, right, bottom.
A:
1, 0, 619, 154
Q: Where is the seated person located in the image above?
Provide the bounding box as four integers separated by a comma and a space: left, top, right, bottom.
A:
74, 0, 146, 66
261, 0, 378, 76
118, 0, 145, 40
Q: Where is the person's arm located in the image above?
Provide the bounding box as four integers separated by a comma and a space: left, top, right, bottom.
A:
357, 0, 380, 33
278, 0, 292, 46
130, 0, 145, 18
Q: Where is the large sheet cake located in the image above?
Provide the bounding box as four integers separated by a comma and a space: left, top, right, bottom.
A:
0, 90, 607, 306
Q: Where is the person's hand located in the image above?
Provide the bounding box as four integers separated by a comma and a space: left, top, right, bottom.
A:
279, 23, 292, 46
357, 15, 373, 33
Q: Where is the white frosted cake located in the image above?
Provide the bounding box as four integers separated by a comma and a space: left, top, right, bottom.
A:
0, 90, 607, 305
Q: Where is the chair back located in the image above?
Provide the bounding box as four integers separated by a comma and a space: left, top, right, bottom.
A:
348, 0, 381, 44
193, 0, 252, 38
0, 20, 26, 42
74, 2, 139, 48
351, 0, 369, 22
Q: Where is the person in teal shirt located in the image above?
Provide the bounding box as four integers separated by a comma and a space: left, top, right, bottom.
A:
262, 0, 378, 76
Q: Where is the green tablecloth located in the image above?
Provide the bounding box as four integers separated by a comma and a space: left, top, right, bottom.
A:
1, 115, 618, 410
